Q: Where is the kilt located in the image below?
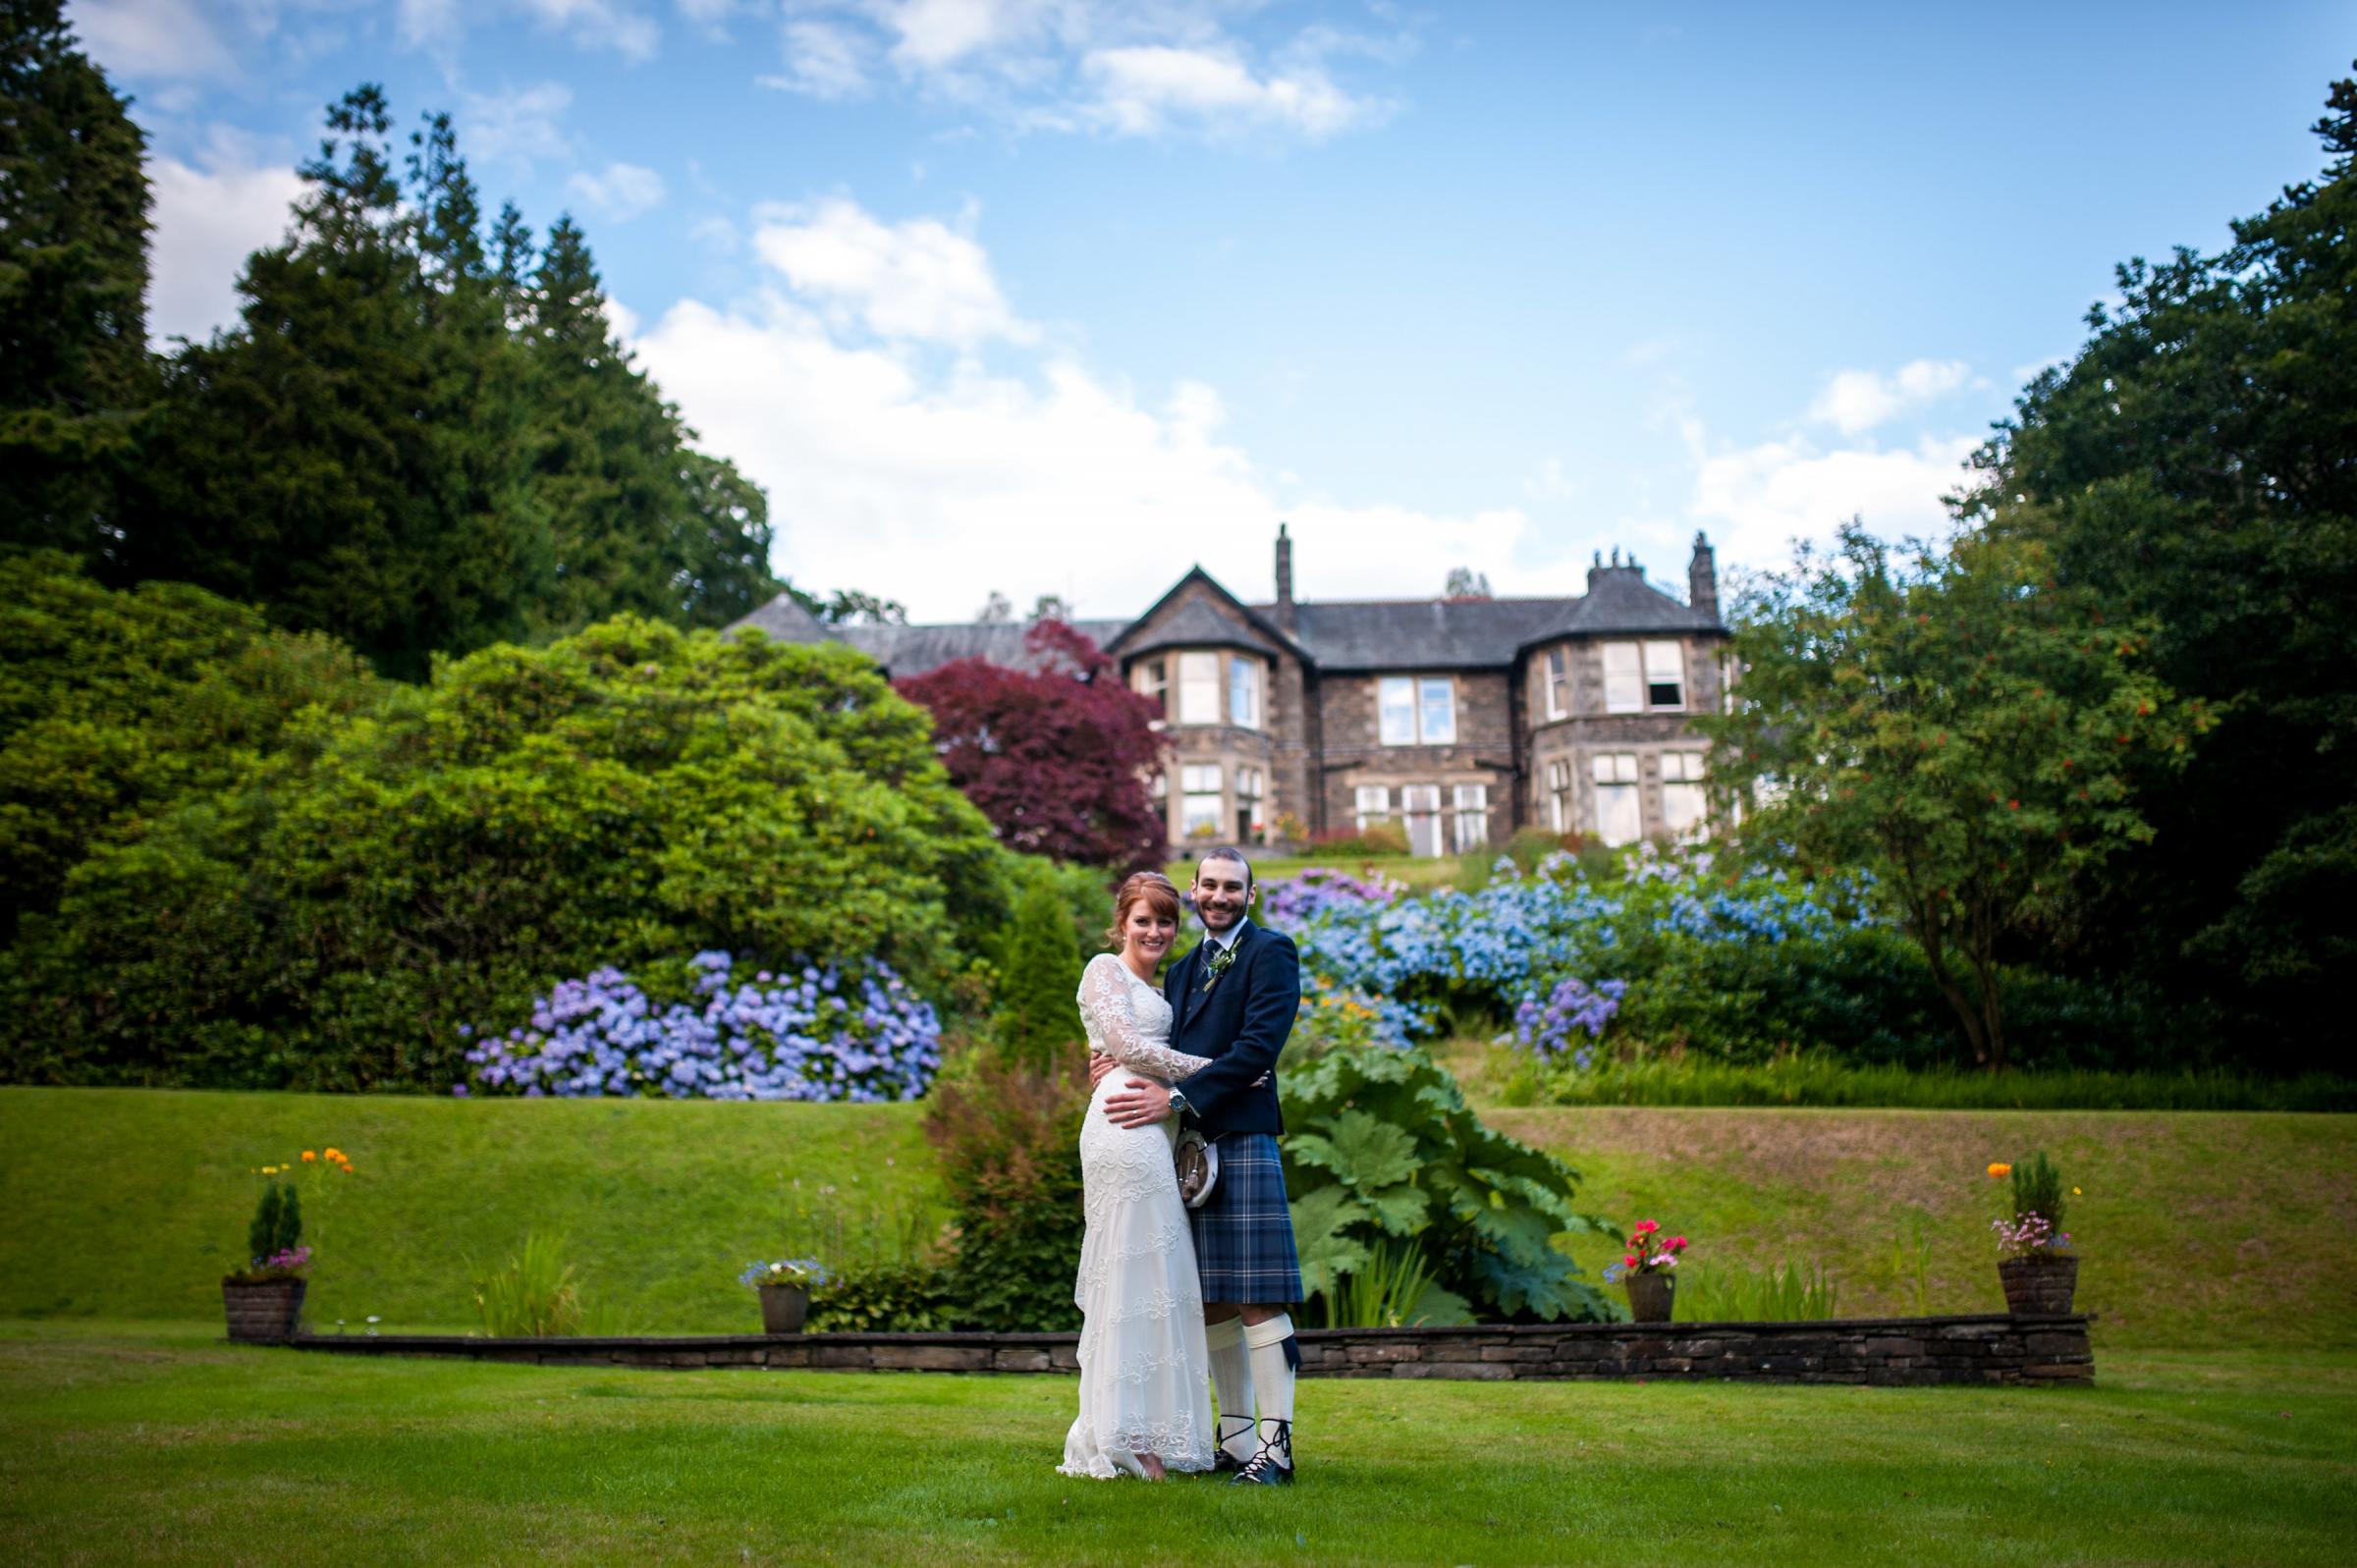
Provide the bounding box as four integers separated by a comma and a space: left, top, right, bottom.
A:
1190, 1132, 1303, 1305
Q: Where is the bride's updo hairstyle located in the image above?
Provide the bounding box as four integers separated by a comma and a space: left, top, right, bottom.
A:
1106, 871, 1181, 951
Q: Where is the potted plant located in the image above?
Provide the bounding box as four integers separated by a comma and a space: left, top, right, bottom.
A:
1605, 1219, 1687, 1323
740, 1259, 828, 1333
224, 1167, 312, 1341
1989, 1152, 2077, 1314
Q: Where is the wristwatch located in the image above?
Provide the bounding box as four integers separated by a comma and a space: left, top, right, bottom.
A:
1168, 1087, 1192, 1116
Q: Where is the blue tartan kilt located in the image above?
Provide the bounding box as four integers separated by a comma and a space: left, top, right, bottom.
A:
1190, 1132, 1303, 1305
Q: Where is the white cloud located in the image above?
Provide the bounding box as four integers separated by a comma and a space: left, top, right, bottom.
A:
458, 82, 575, 171
630, 192, 1538, 618
758, 19, 873, 99
1806, 358, 1974, 435
1688, 432, 1981, 567
568, 162, 668, 222
1523, 457, 1578, 502
1079, 44, 1384, 138
71, 0, 236, 78
750, 197, 1035, 347
402, 0, 658, 61
146, 142, 303, 347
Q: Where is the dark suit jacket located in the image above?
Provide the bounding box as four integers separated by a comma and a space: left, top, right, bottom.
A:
1163, 918, 1300, 1138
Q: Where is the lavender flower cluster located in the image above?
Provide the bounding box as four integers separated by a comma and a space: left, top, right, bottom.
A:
1259, 866, 1402, 926
454, 951, 941, 1103
1513, 977, 1629, 1068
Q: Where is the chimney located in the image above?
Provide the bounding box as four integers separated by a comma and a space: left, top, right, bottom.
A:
1274, 522, 1295, 630
1689, 531, 1719, 620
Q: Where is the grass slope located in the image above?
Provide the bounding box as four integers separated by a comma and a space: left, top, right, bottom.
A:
1499, 1105, 2357, 1348
3, 1323, 2352, 1567
0, 1089, 937, 1333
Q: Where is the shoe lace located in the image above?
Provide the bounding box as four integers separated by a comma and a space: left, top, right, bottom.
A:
1237, 1419, 1291, 1479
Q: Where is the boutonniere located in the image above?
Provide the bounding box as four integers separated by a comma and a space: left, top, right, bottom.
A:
1200, 943, 1237, 994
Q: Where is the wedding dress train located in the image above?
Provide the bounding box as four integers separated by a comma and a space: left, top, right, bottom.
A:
1057, 952, 1218, 1479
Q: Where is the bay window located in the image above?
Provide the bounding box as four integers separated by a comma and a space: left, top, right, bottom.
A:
1177, 652, 1221, 726
1180, 763, 1223, 837
1229, 658, 1263, 730
1661, 751, 1708, 838
1592, 752, 1641, 846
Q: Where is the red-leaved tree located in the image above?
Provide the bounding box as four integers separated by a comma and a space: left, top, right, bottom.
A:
896, 621, 1170, 871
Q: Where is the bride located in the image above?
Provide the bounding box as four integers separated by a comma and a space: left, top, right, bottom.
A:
1058, 871, 1217, 1481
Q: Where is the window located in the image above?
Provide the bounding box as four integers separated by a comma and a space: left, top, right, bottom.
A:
1401, 784, 1443, 857
1133, 657, 1168, 720
1235, 766, 1265, 839
1378, 676, 1456, 744
1661, 751, 1708, 838
1229, 659, 1263, 730
1546, 758, 1574, 833
1177, 652, 1221, 726
1592, 752, 1641, 846
1353, 784, 1391, 831
1602, 643, 1642, 714
1452, 784, 1490, 852
1181, 763, 1223, 837
1544, 648, 1570, 721
1644, 640, 1685, 710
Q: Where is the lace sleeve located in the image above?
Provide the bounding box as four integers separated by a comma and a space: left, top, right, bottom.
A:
1078, 955, 1212, 1081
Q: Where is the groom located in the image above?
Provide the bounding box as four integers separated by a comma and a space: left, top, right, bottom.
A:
1103, 847, 1304, 1486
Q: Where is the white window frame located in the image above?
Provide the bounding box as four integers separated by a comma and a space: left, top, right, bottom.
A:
1452, 783, 1490, 852
1602, 643, 1643, 715
1133, 657, 1169, 721
1378, 675, 1457, 745
1644, 640, 1685, 712
1229, 658, 1263, 731
1546, 758, 1573, 833
1401, 784, 1443, 857
1177, 652, 1221, 726
1235, 765, 1266, 838
1544, 648, 1570, 721
1660, 751, 1708, 838
1592, 752, 1642, 846
1180, 763, 1223, 837
1353, 784, 1391, 831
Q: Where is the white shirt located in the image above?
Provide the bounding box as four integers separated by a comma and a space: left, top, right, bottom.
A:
1199, 917, 1250, 955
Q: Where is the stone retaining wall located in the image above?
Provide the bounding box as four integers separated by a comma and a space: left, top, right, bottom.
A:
284, 1314, 2091, 1386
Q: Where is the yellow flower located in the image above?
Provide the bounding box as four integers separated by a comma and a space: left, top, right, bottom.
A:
2072, 1187, 2082, 1196
1987, 1162, 2011, 1179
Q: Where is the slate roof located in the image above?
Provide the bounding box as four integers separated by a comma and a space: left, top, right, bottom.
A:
727, 564, 1720, 680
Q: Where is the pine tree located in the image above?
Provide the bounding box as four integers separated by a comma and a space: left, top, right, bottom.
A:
0, 0, 152, 562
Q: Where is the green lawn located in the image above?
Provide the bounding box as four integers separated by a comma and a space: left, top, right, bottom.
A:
1493, 1102, 2357, 1348
0, 1088, 939, 1334
3, 1321, 2351, 1566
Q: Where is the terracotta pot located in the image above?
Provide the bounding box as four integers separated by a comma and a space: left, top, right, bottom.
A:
758, 1282, 810, 1334
223, 1278, 306, 1341
1998, 1254, 2079, 1315
1623, 1271, 1675, 1324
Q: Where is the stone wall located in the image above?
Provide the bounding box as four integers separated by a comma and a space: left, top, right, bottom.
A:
283, 1315, 2093, 1387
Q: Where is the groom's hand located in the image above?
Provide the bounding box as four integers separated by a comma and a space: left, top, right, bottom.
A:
1086, 1052, 1117, 1089
1104, 1078, 1174, 1128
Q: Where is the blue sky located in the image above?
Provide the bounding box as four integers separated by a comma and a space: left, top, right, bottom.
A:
73, 0, 2352, 621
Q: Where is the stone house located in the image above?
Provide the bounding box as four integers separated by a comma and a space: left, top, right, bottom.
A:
730, 527, 1729, 853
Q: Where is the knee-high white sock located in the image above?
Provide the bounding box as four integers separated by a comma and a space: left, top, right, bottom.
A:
1242, 1314, 1297, 1468
1206, 1316, 1257, 1462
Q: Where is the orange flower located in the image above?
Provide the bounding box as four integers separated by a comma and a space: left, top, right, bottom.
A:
301, 1151, 317, 1162
323, 1148, 344, 1162
1987, 1162, 2012, 1179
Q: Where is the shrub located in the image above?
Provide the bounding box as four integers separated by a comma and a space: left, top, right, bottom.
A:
468, 1232, 629, 1337
4, 617, 1008, 1091
922, 1052, 1090, 1331
991, 872, 1090, 1073
453, 951, 942, 1102
1282, 1043, 1613, 1324
1307, 822, 1409, 857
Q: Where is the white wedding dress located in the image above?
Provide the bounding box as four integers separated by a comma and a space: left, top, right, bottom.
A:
1058, 952, 1219, 1479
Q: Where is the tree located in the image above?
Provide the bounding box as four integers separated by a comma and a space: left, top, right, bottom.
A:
1443, 567, 1492, 599
1957, 64, 2357, 1049
120, 88, 547, 680
976, 590, 1013, 623
0, 0, 151, 562
3, 616, 1007, 1089
989, 872, 1088, 1073
1028, 593, 1071, 623
1699, 523, 2198, 1070
0, 551, 377, 943
896, 620, 1169, 871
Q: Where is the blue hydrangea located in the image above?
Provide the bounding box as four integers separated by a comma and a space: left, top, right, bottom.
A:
454, 951, 941, 1103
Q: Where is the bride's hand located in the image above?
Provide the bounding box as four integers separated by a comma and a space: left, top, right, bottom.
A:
1087, 1051, 1117, 1090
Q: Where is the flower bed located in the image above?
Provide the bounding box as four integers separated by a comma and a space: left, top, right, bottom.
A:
455, 951, 941, 1102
